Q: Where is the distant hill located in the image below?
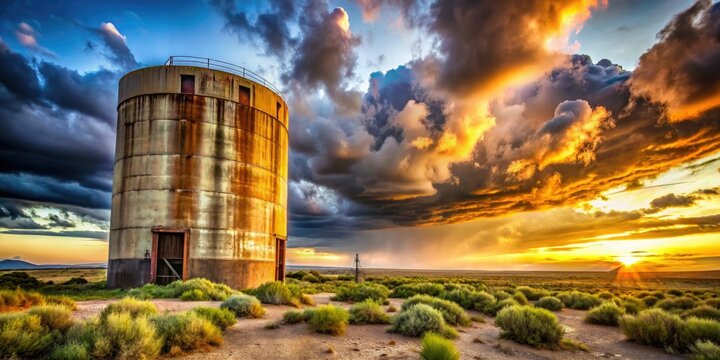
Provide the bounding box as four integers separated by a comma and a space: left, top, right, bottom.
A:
0, 259, 106, 270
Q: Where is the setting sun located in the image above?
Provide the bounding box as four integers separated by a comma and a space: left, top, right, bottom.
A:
618, 256, 639, 267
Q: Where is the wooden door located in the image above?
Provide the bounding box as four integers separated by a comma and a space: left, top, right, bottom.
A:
154, 232, 185, 285
275, 237, 286, 281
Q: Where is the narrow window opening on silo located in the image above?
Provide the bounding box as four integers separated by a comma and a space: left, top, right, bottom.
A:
238, 85, 251, 106
180, 75, 195, 94
276, 102, 281, 118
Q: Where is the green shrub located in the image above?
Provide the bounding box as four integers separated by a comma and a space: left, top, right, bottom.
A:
349, 299, 390, 324
516, 286, 549, 301
557, 291, 602, 310
536, 296, 563, 311
306, 305, 349, 335
389, 283, 444, 298
389, 304, 456, 339
585, 302, 624, 326
485, 298, 519, 316
493, 291, 511, 301
441, 289, 495, 312
705, 298, 720, 309
680, 317, 720, 349
668, 289, 684, 297
420, 332, 460, 360
0, 272, 42, 289
643, 296, 660, 307
512, 291, 529, 305
220, 294, 266, 318
495, 305, 564, 347
51, 341, 90, 360
28, 305, 74, 332
620, 309, 685, 350
191, 307, 236, 330
166, 278, 235, 301
0, 289, 46, 309
690, 340, 720, 360
0, 312, 57, 359
597, 291, 615, 300
471, 291, 496, 313
63, 277, 89, 285
401, 295, 471, 326
252, 282, 298, 306
100, 297, 158, 321
151, 312, 222, 354
46, 295, 77, 310
180, 289, 209, 301
283, 310, 305, 324
620, 296, 645, 315
657, 297, 697, 312
682, 306, 720, 322
333, 282, 390, 303
63, 313, 162, 360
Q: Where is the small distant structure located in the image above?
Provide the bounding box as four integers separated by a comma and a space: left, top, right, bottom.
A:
107, 56, 289, 290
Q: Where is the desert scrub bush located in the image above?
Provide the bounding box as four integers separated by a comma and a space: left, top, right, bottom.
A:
585, 302, 624, 326
515, 286, 549, 301
333, 282, 390, 303
495, 305, 564, 347
485, 298, 519, 316
305, 304, 349, 335
60, 313, 162, 360
620, 296, 645, 315
389, 304, 457, 339
28, 304, 75, 332
0, 312, 58, 359
0, 289, 45, 310
597, 291, 615, 300
557, 291, 602, 310
705, 298, 720, 309
389, 283, 444, 298
536, 296, 563, 312
100, 297, 158, 321
151, 312, 222, 355
180, 289, 209, 301
682, 306, 720, 322
668, 289, 685, 297
441, 289, 495, 311
0, 271, 43, 289
168, 278, 235, 301
191, 307, 236, 330
300, 294, 316, 306
251, 281, 299, 306
50, 341, 89, 360
420, 332, 460, 360
690, 340, 720, 360
402, 295, 471, 326
349, 299, 390, 324
46, 295, 77, 310
620, 309, 682, 349
512, 291, 529, 305
283, 310, 305, 324
492, 290, 512, 301
220, 294, 266, 318
643, 295, 660, 307
657, 297, 697, 312
680, 317, 720, 349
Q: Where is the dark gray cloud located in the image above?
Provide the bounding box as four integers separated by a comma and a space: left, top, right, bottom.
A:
629, 0, 720, 120
650, 193, 697, 209
211, 0, 298, 59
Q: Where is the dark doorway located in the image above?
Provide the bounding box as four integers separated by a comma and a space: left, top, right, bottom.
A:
152, 231, 187, 285
275, 236, 286, 281
239, 85, 251, 105
181, 75, 195, 94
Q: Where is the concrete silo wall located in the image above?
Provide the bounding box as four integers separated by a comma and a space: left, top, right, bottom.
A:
108, 65, 288, 289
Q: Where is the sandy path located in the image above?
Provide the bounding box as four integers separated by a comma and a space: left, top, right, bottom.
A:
73, 294, 684, 360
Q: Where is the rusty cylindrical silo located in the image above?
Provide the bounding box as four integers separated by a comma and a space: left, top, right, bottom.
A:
108, 58, 288, 289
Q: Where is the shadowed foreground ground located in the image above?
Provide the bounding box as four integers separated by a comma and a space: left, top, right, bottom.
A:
73, 293, 683, 360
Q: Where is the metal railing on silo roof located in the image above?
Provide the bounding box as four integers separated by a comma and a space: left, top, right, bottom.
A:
165, 56, 284, 97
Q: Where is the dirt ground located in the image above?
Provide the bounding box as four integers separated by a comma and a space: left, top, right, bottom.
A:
73, 294, 684, 360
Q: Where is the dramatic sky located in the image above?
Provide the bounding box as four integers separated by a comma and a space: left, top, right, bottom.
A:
1, 0, 719, 271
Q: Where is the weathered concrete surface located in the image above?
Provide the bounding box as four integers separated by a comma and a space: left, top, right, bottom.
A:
108, 66, 288, 289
